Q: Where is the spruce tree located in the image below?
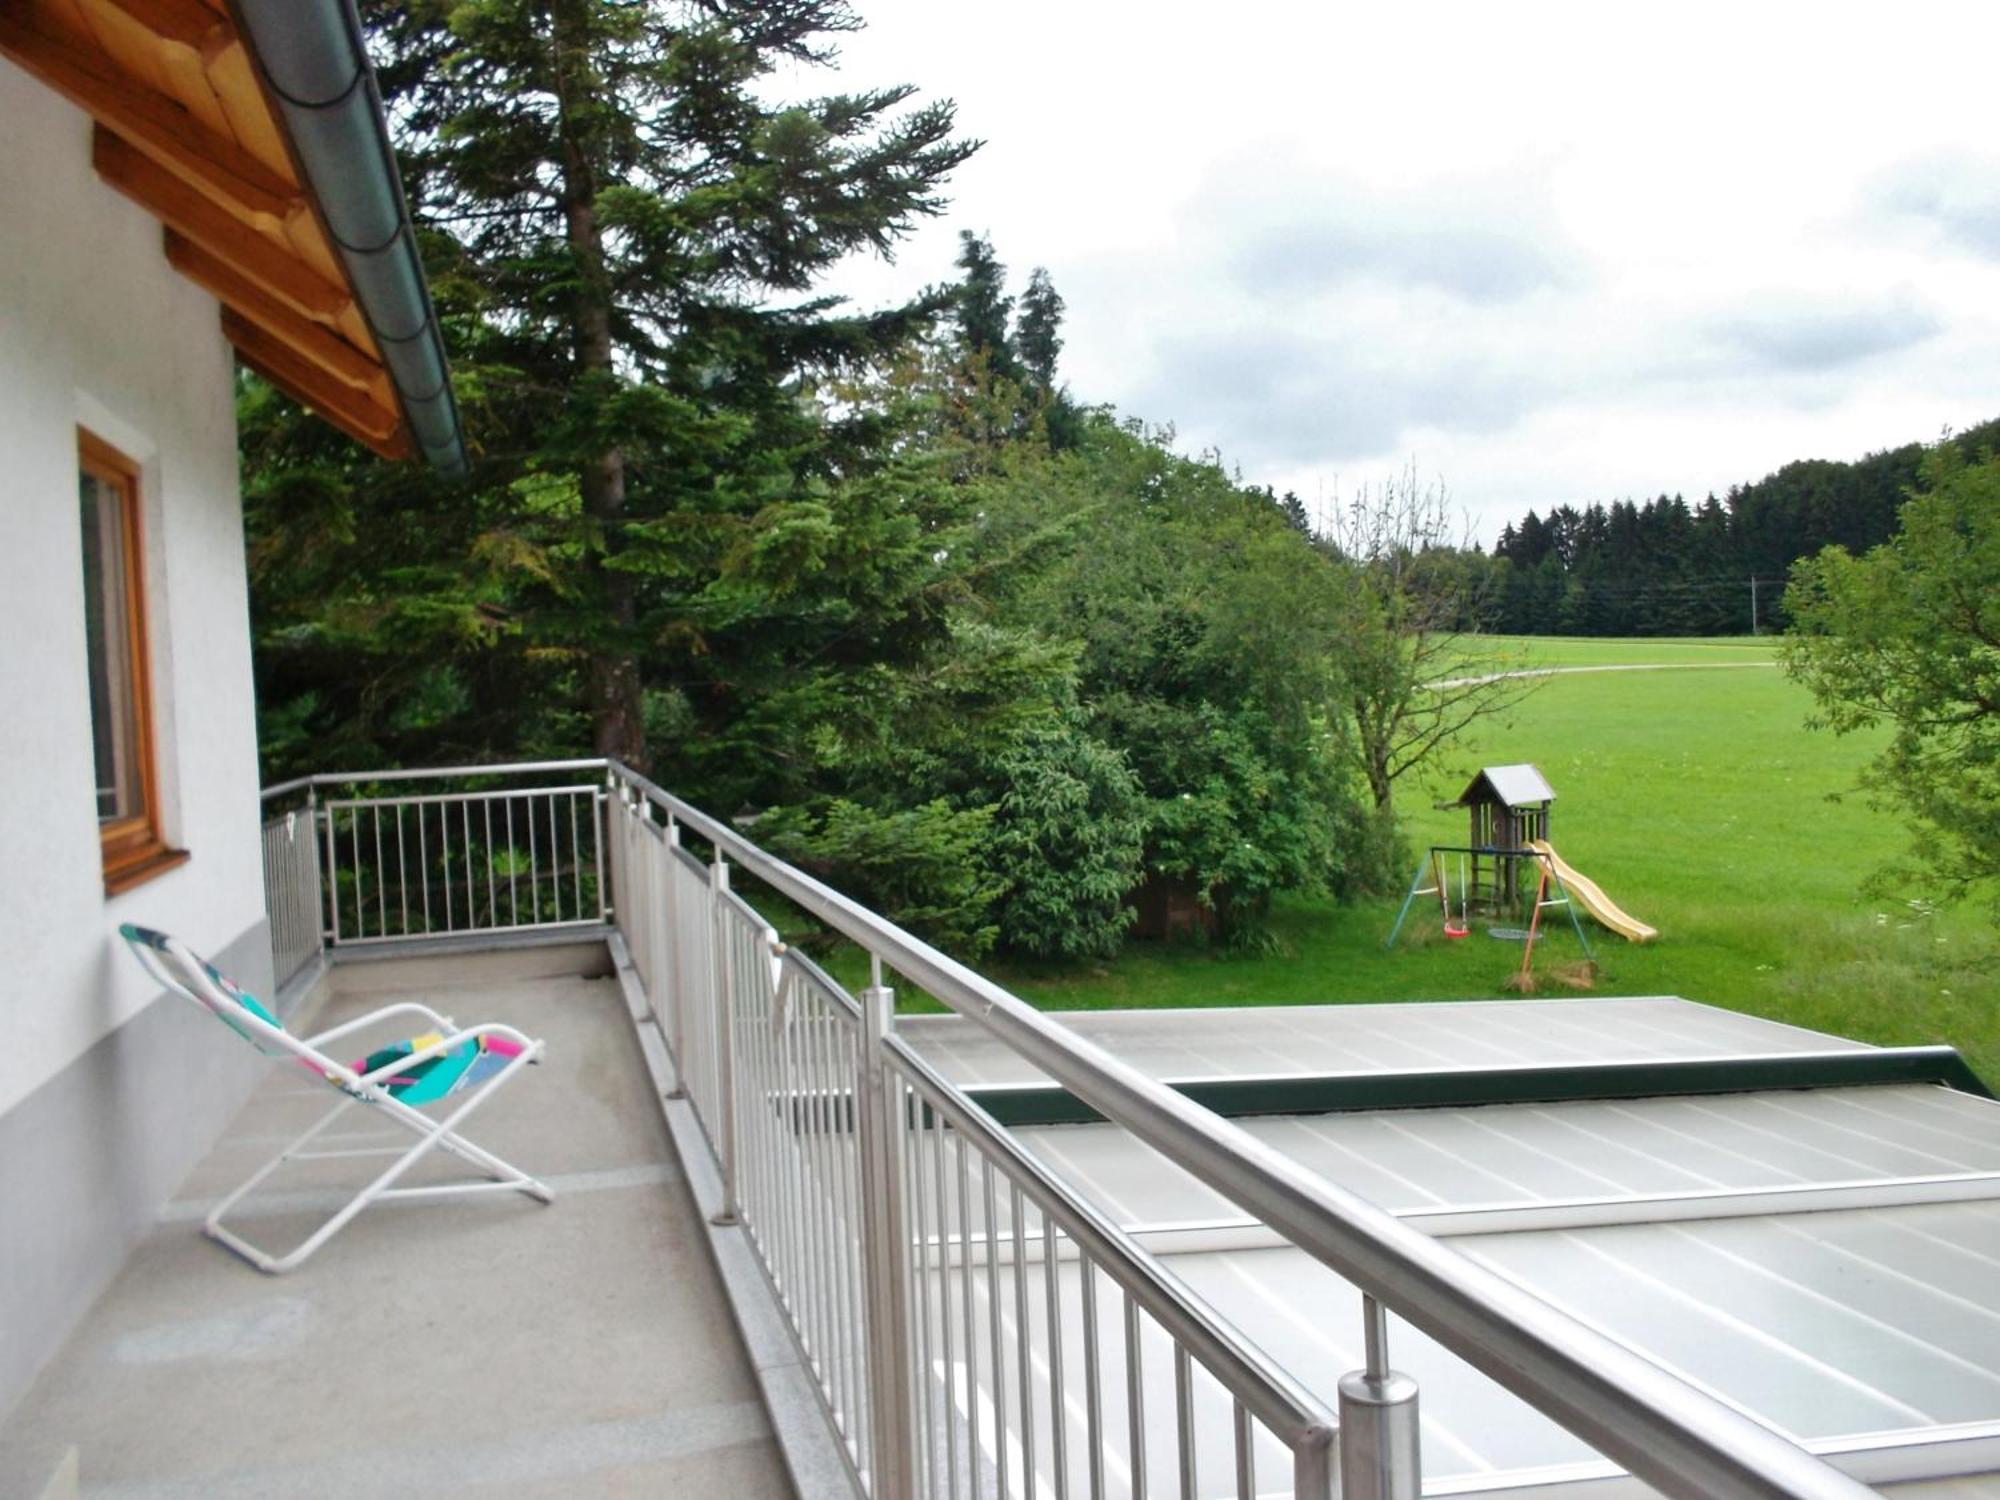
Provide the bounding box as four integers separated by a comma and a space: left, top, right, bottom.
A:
1014, 266, 1065, 394
367, 0, 975, 766
952, 230, 1018, 378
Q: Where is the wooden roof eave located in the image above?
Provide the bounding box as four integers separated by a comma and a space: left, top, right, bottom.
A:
0, 1, 416, 460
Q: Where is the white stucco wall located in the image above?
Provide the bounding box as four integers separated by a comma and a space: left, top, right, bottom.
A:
0, 60, 266, 1119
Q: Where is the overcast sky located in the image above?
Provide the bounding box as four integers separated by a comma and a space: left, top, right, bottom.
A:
798, 1, 2000, 542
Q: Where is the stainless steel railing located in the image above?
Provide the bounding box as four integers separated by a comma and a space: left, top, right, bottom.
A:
258, 762, 609, 958
264, 757, 1873, 1499
599, 759, 1874, 1500
260, 799, 324, 989
606, 779, 1336, 1496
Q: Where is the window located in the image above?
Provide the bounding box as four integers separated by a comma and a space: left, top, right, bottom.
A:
79, 430, 182, 893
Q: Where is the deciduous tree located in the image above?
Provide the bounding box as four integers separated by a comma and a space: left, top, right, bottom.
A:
1782, 442, 2000, 915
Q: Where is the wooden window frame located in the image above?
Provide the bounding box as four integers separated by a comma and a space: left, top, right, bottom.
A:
80, 430, 186, 895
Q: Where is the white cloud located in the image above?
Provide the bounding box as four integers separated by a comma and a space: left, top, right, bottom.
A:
805, 0, 2000, 540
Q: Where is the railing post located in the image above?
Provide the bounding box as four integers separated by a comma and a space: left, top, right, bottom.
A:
305, 785, 326, 968
709, 856, 739, 1226
662, 817, 685, 1097
858, 977, 916, 1500
1339, 1295, 1422, 1500
319, 789, 341, 947
595, 774, 612, 924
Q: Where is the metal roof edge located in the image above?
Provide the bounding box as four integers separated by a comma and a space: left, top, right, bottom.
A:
962, 1046, 1997, 1127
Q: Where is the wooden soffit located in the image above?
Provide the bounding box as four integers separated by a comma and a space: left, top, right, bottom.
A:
1, 0, 412, 458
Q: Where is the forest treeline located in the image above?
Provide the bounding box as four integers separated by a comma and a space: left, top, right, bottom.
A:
1467, 418, 2000, 636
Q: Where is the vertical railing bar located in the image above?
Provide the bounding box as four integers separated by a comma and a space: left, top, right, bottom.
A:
461, 799, 475, 929
982, 1152, 1008, 1500
324, 803, 341, 945
796, 988, 828, 1408
484, 796, 497, 929
372, 804, 385, 937
1012, 1182, 1037, 1500
1174, 1342, 1195, 1500
830, 1000, 855, 1444
766, 966, 793, 1359
417, 800, 431, 935
1232, 1399, 1254, 1500
1126, 1290, 1147, 1500
349, 804, 364, 939
545, 792, 560, 923
785, 974, 814, 1376
900, 1074, 932, 1499
711, 863, 738, 1224
933, 1104, 962, 1500
1045, 1212, 1070, 1500
912, 1080, 948, 1500
444, 799, 459, 933
594, 787, 608, 922
800, 986, 831, 1404
1081, 1254, 1104, 1500
571, 791, 584, 919
507, 797, 519, 928
846, 1005, 872, 1459
954, 1128, 980, 1497
762, 965, 792, 1303
395, 804, 409, 937
661, 823, 684, 1086
527, 793, 539, 929
789, 982, 819, 1383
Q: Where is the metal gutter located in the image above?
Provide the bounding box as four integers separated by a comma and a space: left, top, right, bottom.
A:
231, 0, 468, 474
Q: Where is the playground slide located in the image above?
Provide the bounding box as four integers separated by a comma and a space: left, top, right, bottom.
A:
1527, 840, 1658, 943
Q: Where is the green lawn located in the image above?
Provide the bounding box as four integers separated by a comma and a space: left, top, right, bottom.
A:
954, 655, 2000, 1083
1452, 633, 1780, 669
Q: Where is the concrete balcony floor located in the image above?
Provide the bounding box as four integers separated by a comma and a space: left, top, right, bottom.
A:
0, 944, 793, 1498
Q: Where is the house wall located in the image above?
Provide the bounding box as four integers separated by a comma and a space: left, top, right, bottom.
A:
0, 62, 274, 1414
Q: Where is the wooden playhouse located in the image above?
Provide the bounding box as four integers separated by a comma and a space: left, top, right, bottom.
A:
1454, 763, 1554, 912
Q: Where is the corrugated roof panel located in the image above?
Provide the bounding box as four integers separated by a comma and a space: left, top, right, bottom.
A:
1007, 1086, 2000, 1230
922, 1200, 2000, 1494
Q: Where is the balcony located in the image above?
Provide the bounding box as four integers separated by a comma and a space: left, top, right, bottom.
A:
5, 760, 1997, 1498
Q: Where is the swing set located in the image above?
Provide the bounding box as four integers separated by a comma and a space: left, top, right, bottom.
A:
1383, 843, 1595, 974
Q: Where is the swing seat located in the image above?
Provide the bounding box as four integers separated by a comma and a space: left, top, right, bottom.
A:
1487, 926, 1531, 941
1443, 922, 1470, 939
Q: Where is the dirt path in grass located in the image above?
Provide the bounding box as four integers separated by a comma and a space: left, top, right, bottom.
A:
1428, 661, 1781, 689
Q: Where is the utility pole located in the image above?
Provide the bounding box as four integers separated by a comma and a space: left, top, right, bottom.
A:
1750, 576, 1759, 636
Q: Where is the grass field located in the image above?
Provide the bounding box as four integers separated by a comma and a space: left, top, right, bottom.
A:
950, 638, 2000, 1083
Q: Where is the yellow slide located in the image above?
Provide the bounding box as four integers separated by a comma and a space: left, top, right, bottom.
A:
1528, 840, 1658, 943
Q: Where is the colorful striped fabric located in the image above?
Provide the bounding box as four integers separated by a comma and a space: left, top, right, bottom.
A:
119, 923, 286, 1053
352, 1032, 528, 1106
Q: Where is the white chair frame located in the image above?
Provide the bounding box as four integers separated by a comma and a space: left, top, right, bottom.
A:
125, 929, 553, 1274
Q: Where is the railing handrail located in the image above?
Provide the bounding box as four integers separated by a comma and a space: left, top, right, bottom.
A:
261, 758, 611, 801
601, 759, 1870, 1499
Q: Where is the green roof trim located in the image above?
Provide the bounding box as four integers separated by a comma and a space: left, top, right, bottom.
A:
960, 1046, 1997, 1127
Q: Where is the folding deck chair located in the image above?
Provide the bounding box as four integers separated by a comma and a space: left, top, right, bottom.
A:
119, 924, 553, 1273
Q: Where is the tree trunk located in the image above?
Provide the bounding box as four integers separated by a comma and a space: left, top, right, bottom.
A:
554, 8, 646, 768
